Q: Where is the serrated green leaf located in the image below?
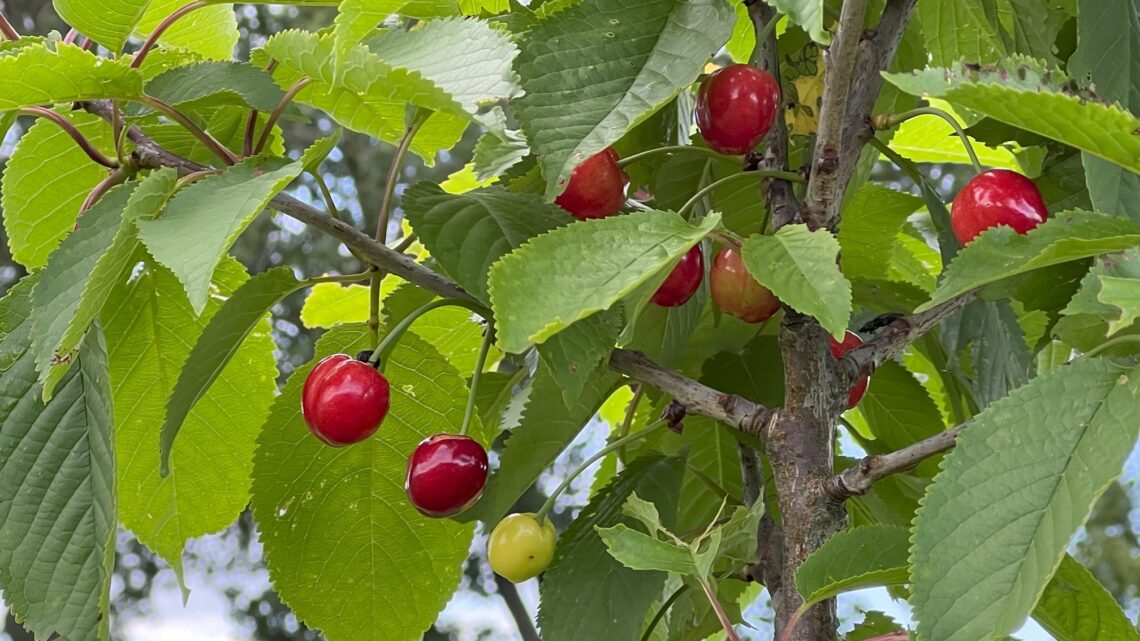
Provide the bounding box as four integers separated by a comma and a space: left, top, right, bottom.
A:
160, 267, 306, 476
597, 524, 698, 574
918, 210, 1140, 311
712, 499, 765, 568
103, 258, 277, 573
888, 103, 1022, 169
461, 363, 619, 524
136, 156, 304, 314
918, 0, 1006, 66
795, 525, 910, 607
332, 0, 407, 68
251, 324, 480, 641
52, 0, 147, 52
857, 361, 946, 477
1003, 0, 1059, 64
379, 283, 495, 374
1062, 247, 1140, 337
622, 492, 667, 535
946, 299, 1031, 409
146, 105, 281, 165
403, 183, 572, 304
537, 309, 622, 405
300, 129, 343, 173
1, 110, 119, 269
846, 611, 905, 641
1098, 276, 1140, 334
514, 0, 735, 197
0, 278, 115, 641
473, 129, 529, 181
142, 61, 285, 113
910, 357, 1140, 641
1033, 554, 1140, 641
539, 455, 684, 641
672, 416, 747, 533
300, 282, 377, 328
763, 0, 828, 44
653, 146, 767, 237
741, 224, 852, 339
884, 60, 1140, 176
136, 0, 239, 60
489, 210, 720, 353
839, 184, 924, 282
0, 43, 141, 110
31, 171, 179, 400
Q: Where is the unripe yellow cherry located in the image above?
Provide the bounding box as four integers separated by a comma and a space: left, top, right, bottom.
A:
487, 512, 557, 583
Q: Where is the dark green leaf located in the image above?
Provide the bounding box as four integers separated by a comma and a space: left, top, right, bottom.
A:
795, 525, 910, 607
142, 61, 285, 113
538, 309, 623, 405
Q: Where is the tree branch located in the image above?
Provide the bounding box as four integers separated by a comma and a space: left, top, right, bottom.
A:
828, 422, 968, 499
494, 574, 541, 641
801, 0, 869, 229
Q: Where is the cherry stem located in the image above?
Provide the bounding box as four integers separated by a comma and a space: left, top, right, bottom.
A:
18, 107, 119, 168
244, 59, 280, 156
878, 106, 983, 175
699, 578, 742, 641
707, 229, 743, 249
253, 76, 312, 156
639, 583, 690, 641
753, 13, 779, 45
869, 136, 924, 184
131, 0, 207, 67
369, 271, 383, 347
368, 298, 490, 367
535, 419, 669, 524
303, 271, 374, 286
677, 169, 805, 219
63, 29, 80, 45
616, 385, 643, 462
0, 11, 19, 40
141, 95, 238, 165
390, 232, 417, 253
1083, 335, 1140, 359
617, 145, 732, 168
459, 324, 496, 437
80, 167, 128, 213
174, 168, 221, 190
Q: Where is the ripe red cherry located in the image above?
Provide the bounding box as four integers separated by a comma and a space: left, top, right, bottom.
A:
405, 434, 489, 517
950, 169, 1048, 244
696, 64, 781, 155
828, 331, 870, 410
555, 147, 629, 220
710, 247, 780, 323
302, 354, 390, 446
652, 246, 704, 307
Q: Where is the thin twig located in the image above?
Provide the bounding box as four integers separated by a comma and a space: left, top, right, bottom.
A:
829, 422, 968, 498
376, 113, 428, 243
80, 168, 128, 213
0, 10, 19, 40
131, 0, 206, 67
253, 76, 312, 156
700, 578, 742, 641
876, 107, 983, 174
141, 96, 238, 165
244, 59, 280, 156
494, 574, 540, 641
19, 107, 118, 168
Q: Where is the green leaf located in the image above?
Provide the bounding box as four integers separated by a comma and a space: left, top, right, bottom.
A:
1033, 554, 1140, 641
0, 43, 141, 110
142, 61, 285, 113
160, 267, 307, 476
136, 156, 304, 314
795, 525, 910, 607
1002, 0, 1060, 64
1097, 276, 1140, 334
103, 258, 277, 572
251, 324, 480, 641
403, 183, 572, 304
539, 455, 684, 641
514, 0, 736, 197
653, 146, 768, 237
884, 60, 1140, 176
918, 210, 1140, 312
473, 129, 529, 181
489, 210, 720, 353
1062, 250, 1140, 322
839, 183, 924, 282
762, 0, 828, 44
379, 283, 495, 375
672, 416, 746, 533
136, 0, 239, 60
461, 364, 619, 524
300, 129, 343, 173
537, 309, 622, 405
1, 109, 119, 269
597, 524, 698, 574
332, 0, 407, 67
856, 361, 946, 477
888, 103, 1022, 169
52, 0, 148, 52
31, 171, 179, 399
945, 299, 1031, 409
300, 282, 377, 328
909, 357, 1140, 641
918, 0, 1007, 66
0, 279, 116, 641
741, 224, 852, 339
846, 612, 905, 641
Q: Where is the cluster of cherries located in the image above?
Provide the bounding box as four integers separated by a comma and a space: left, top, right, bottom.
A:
296, 59, 1050, 585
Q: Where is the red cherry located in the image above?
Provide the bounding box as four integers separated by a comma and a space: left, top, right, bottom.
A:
828, 331, 870, 410
302, 354, 390, 446
652, 246, 704, 307
555, 147, 629, 220
950, 169, 1048, 244
709, 247, 780, 323
696, 64, 781, 155
405, 434, 489, 517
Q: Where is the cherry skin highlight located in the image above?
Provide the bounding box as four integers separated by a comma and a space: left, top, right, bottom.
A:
709, 247, 780, 323
950, 169, 1048, 244
652, 246, 704, 307
555, 147, 629, 220
301, 354, 390, 446
696, 64, 782, 155
405, 434, 489, 518
828, 331, 870, 410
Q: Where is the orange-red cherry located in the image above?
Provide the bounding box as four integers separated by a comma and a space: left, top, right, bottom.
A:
709, 247, 780, 323
301, 354, 390, 446
405, 434, 489, 518
652, 246, 704, 307
555, 147, 629, 220
696, 64, 781, 155
950, 169, 1048, 244
828, 331, 870, 410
